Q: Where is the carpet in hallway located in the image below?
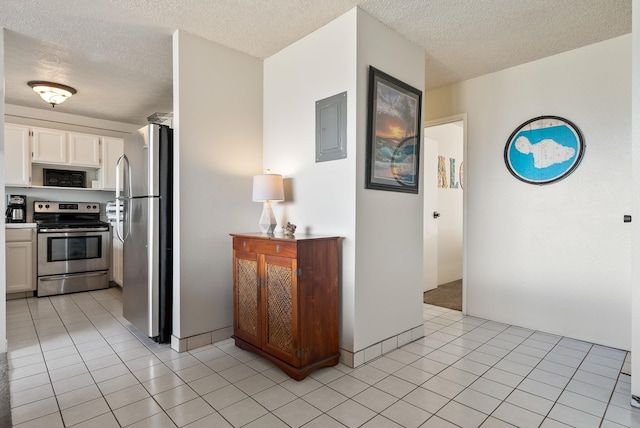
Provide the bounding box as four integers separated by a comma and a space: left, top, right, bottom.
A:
423, 279, 462, 311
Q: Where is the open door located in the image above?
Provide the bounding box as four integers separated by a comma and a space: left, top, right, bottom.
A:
423, 135, 438, 292
423, 116, 466, 311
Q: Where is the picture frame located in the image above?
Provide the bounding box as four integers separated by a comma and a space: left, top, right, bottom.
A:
366, 66, 422, 193
504, 115, 585, 185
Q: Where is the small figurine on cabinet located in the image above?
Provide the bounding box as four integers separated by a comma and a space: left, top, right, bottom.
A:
283, 222, 297, 236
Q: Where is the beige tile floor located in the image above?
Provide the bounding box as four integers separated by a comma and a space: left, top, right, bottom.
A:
6, 287, 640, 427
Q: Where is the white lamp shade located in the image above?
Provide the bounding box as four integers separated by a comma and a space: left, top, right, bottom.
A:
252, 174, 284, 202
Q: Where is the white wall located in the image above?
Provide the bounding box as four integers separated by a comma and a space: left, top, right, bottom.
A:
1, 28, 7, 353
426, 35, 632, 350
631, 0, 640, 400
172, 30, 263, 340
263, 8, 425, 355
354, 10, 425, 351
263, 9, 358, 351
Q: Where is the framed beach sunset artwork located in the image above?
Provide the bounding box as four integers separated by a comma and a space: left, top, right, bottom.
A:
366, 67, 422, 194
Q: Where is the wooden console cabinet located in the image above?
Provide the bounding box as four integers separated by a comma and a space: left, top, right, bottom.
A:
231, 233, 340, 380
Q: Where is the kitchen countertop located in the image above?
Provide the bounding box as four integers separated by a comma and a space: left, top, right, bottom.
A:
5, 223, 36, 229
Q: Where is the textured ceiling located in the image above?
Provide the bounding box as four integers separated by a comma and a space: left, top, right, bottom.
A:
0, 0, 631, 125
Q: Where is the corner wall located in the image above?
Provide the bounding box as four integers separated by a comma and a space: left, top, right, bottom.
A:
354, 10, 425, 356
426, 35, 632, 350
263, 8, 425, 365
263, 10, 358, 352
172, 30, 263, 349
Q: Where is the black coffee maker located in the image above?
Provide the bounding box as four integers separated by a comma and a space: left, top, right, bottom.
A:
6, 195, 26, 223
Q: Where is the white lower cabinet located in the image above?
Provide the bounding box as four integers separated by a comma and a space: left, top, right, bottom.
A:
6, 228, 36, 294
111, 223, 124, 286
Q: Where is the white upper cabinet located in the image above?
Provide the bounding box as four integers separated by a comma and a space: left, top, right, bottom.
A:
100, 137, 124, 190
32, 128, 102, 167
4, 124, 32, 186
31, 127, 67, 164
5, 123, 126, 191
68, 132, 101, 167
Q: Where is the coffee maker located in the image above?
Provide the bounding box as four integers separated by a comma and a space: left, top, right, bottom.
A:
6, 195, 26, 223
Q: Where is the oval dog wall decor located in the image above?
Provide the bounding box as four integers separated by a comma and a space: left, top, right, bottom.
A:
504, 116, 585, 185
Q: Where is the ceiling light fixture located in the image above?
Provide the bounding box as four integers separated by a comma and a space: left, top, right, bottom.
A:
27, 81, 77, 107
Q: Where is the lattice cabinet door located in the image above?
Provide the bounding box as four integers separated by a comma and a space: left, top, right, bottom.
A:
262, 254, 299, 366
233, 251, 261, 348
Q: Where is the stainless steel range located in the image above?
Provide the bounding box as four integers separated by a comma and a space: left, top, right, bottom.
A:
34, 201, 110, 297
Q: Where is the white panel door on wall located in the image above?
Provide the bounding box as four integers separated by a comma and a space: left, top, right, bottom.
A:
423, 136, 438, 292
435, 123, 463, 285
424, 120, 464, 291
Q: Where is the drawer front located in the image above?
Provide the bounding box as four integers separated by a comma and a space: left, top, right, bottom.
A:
233, 237, 296, 258
6, 229, 34, 242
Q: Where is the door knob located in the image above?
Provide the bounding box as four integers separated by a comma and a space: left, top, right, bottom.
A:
433, 211, 440, 219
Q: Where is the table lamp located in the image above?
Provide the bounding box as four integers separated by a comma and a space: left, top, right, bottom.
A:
252, 172, 285, 234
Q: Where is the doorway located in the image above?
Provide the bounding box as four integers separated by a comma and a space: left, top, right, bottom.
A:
423, 116, 466, 312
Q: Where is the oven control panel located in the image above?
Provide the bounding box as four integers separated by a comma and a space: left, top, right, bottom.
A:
34, 201, 100, 214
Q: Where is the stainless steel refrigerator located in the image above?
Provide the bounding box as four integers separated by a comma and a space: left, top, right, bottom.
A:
116, 123, 173, 343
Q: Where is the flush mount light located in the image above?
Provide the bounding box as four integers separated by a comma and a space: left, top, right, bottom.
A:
27, 81, 77, 107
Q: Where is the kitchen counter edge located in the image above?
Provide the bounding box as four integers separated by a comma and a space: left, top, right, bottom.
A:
6, 223, 36, 229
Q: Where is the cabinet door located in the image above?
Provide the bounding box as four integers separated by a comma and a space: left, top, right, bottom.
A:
6, 241, 33, 293
233, 250, 262, 348
68, 132, 101, 166
262, 254, 299, 366
4, 124, 31, 186
100, 137, 124, 190
32, 127, 67, 164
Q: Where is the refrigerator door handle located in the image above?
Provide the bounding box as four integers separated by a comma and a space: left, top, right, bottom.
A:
115, 154, 131, 243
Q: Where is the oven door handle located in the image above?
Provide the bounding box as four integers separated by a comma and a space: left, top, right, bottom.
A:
39, 271, 109, 281
115, 154, 131, 243
38, 227, 110, 233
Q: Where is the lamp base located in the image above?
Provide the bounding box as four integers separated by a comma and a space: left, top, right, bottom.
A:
258, 201, 277, 234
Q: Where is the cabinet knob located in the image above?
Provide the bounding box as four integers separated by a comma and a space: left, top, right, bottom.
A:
276, 244, 280, 253
242, 241, 247, 248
